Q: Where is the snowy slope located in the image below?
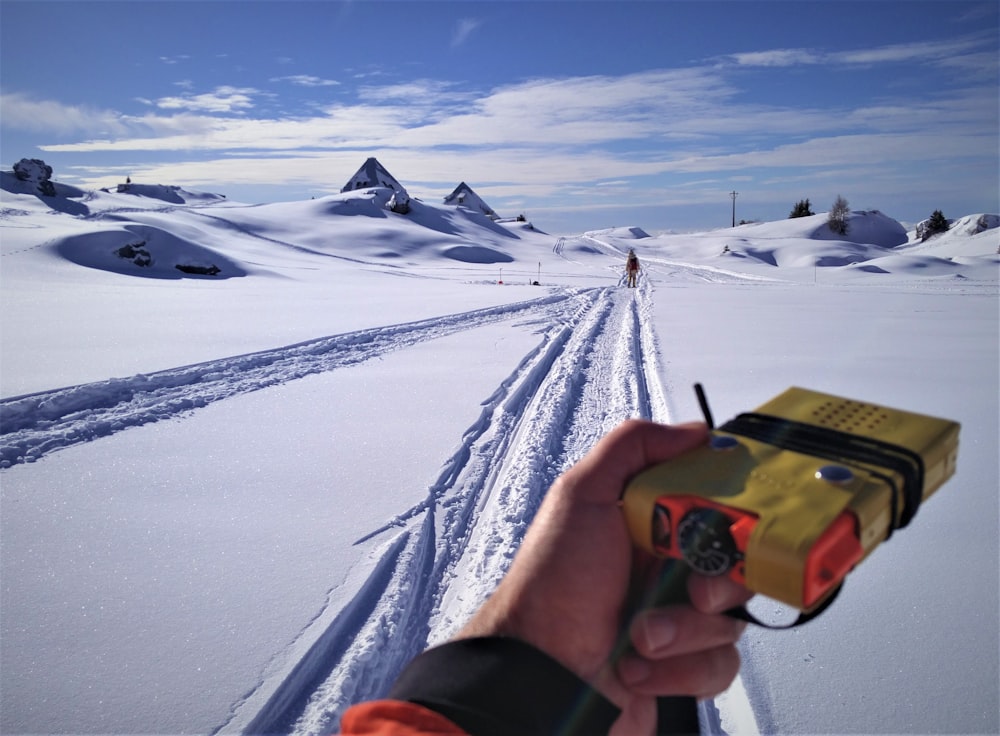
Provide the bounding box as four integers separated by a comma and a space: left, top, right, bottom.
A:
899, 213, 1000, 258
1, 177, 997, 736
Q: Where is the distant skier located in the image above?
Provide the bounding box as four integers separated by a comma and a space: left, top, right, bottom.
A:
625, 248, 640, 288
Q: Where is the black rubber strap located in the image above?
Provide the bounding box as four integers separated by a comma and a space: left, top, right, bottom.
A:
719, 412, 926, 531
656, 696, 700, 735
725, 582, 844, 629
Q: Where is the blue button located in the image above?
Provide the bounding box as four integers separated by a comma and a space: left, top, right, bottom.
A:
816, 465, 854, 484
710, 435, 740, 451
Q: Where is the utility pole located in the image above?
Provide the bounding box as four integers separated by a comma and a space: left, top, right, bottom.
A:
730, 190, 738, 227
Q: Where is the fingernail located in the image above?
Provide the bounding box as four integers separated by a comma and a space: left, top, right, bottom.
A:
642, 612, 678, 654
620, 657, 651, 686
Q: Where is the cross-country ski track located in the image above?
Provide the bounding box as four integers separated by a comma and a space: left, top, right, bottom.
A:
0, 290, 580, 468
3, 279, 761, 734
243, 282, 673, 735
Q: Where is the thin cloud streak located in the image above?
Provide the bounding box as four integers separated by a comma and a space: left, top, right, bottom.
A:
830, 35, 990, 64
271, 75, 340, 87
729, 33, 991, 67
451, 18, 483, 48
729, 48, 821, 67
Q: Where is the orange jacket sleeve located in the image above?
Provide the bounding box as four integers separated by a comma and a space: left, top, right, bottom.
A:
339, 699, 467, 735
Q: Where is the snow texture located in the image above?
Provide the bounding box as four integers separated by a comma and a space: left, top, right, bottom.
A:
1, 170, 997, 736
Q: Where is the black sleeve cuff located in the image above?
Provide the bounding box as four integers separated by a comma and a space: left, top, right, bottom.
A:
387, 637, 621, 736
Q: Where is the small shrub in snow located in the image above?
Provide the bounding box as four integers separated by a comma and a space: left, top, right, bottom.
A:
828, 195, 850, 235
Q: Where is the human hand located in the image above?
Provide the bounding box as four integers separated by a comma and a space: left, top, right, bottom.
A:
455, 420, 752, 732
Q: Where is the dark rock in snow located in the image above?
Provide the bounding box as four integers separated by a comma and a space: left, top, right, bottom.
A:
13, 158, 56, 196
387, 190, 410, 214
115, 241, 153, 267
175, 263, 221, 276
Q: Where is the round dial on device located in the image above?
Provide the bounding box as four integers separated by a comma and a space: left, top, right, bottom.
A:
677, 508, 741, 576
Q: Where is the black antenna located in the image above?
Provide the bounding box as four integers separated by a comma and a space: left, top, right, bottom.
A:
694, 383, 715, 430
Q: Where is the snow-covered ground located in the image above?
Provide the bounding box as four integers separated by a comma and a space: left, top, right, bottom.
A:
1, 175, 997, 735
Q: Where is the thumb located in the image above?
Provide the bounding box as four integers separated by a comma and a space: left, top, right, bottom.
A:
566, 420, 709, 505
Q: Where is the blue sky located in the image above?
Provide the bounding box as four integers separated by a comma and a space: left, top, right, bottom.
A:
2, 0, 997, 233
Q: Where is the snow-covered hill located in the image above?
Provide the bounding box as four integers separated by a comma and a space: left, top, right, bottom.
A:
901, 213, 1000, 258
1, 174, 997, 736
2, 171, 995, 287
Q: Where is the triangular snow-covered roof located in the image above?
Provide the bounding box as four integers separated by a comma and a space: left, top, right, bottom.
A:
443, 182, 498, 220
341, 157, 405, 193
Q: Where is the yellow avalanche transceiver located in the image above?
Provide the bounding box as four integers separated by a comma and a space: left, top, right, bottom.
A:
622, 387, 960, 614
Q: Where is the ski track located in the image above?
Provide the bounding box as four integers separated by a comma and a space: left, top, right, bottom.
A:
231, 280, 671, 736
1, 270, 753, 734
0, 291, 583, 468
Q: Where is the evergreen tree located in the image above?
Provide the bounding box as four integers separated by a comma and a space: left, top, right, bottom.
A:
828, 195, 850, 235
922, 210, 949, 241
789, 199, 814, 218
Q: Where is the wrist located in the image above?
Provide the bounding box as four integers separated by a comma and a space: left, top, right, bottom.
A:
456, 582, 613, 694
389, 637, 620, 736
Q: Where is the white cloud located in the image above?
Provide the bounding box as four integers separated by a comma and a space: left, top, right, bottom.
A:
831, 38, 969, 65
357, 79, 470, 104
730, 49, 820, 67
40, 103, 415, 153
155, 86, 259, 114
271, 75, 340, 87
386, 69, 737, 148
34, 63, 992, 172
729, 34, 993, 69
30, 51, 990, 164
0, 92, 129, 137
